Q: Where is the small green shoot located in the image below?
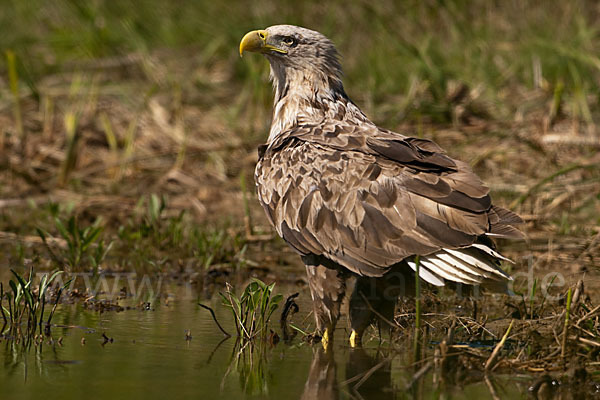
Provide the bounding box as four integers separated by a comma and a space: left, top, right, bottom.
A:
561, 287, 573, 360
529, 278, 538, 320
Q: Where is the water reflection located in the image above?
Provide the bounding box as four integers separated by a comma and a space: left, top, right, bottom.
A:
225, 339, 273, 396
299, 346, 393, 400
345, 348, 392, 398
300, 348, 338, 400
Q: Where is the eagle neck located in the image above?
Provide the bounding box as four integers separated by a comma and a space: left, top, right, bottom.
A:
267, 64, 360, 144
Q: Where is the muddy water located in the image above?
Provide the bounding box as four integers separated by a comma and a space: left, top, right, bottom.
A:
0, 283, 528, 399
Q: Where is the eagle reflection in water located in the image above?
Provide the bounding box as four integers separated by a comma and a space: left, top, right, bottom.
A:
301, 347, 392, 400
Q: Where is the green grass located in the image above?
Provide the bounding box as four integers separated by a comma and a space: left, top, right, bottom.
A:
114, 194, 248, 273
1, 195, 248, 275
37, 212, 112, 272
1, 268, 70, 339
2, 0, 600, 125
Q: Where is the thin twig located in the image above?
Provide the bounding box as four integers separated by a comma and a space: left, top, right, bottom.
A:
485, 319, 514, 370
198, 302, 231, 337
354, 358, 389, 391
511, 163, 598, 207
358, 292, 397, 330
484, 374, 501, 400
578, 337, 600, 347
414, 255, 421, 332
576, 304, 600, 327
405, 361, 433, 390
340, 357, 390, 387
414, 255, 422, 362
206, 336, 231, 365
571, 279, 584, 309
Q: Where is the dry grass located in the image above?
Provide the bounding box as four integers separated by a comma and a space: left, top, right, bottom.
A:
324, 278, 597, 396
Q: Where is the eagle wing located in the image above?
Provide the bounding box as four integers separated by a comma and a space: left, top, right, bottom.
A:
256, 122, 522, 283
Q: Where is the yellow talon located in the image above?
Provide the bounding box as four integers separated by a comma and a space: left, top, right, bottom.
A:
349, 330, 360, 347
321, 328, 331, 350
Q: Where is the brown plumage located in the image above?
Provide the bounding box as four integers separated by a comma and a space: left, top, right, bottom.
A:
240, 25, 523, 345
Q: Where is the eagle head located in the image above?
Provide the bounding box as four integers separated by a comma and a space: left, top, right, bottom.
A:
239, 25, 352, 142
239, 25, 342, 80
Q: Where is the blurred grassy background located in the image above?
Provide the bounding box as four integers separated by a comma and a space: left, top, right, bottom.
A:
0, 0, 599, 275
2, 0, 600, 123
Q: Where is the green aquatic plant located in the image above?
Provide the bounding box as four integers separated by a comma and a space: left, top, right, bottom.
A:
37, 214, 113, 272
199, 279, 283, 395
220, 279, 283, 342
1, 269, 71, 338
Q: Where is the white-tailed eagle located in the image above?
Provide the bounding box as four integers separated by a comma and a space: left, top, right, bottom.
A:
240, 25, 523, 347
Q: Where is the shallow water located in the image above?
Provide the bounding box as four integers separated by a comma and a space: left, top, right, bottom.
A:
0, 283, 529, 399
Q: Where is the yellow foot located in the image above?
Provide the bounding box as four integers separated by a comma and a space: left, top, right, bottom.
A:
349, 330, 361, 348
321, 328, 331, 350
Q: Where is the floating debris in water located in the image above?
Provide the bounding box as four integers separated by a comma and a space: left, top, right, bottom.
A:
101, 332, 113, 345
84, 296, 125, 313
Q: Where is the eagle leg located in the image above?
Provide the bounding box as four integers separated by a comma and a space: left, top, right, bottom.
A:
349, 267, 415, 346
303, 256, 347, 348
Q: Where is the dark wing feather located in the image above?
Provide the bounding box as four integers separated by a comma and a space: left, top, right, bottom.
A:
256, 123, 522, 277
366, 137, 457, 172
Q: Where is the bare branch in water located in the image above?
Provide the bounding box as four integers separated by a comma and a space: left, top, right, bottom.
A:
198, 302, 231, 337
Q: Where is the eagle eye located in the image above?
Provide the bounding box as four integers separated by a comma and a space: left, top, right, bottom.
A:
283, 37, 296, 47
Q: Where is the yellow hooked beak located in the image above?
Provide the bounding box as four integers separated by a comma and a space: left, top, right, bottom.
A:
239, 29, 288, 57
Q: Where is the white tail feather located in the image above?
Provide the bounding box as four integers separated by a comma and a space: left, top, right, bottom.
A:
426, 257, 483, 283
435, 253, 493, 280
471, 244, 514, 263
420, 259, 480, 285
407, 261, 444, 286
444, 248, 511, 280
407, 244, 513, 287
